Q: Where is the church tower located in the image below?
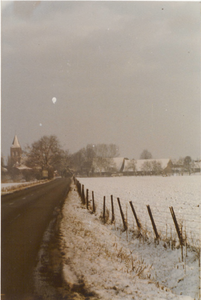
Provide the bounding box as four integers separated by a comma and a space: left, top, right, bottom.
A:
10, 135, 22, 165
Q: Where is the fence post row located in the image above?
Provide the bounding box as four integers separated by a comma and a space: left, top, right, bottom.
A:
117, 198, 127, 231
169, 206, 184, 262
129, 201, 141, 230
74, 179, 198, 264
111, 195, 115, 223
146, 205, 160, 240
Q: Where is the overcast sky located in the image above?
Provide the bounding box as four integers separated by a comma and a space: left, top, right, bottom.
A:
1, 1, 201, 161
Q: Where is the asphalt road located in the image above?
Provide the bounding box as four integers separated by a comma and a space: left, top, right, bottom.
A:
1, 178, 71, 300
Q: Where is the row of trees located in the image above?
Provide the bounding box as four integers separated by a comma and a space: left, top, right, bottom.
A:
2, 136, 120, 181
1, 135, 196, 181
70, 144, 119, 175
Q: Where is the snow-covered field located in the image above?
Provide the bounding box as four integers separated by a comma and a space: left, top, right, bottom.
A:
60, 180, 200, 299
77, 175, 201, 248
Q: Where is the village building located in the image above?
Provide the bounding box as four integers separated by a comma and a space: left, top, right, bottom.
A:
92, 157, 126, 176
189, 160, 201, 174
123, 158, 173, 175
8, 135, 32, 181
10, 135, 22, 165
91, 157, 174, 176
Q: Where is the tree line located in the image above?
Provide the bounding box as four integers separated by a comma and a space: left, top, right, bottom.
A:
2, 135, 120, 181
1, 135, 196, 182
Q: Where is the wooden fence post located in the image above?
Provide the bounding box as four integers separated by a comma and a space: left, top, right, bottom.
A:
86, 189, 89, 209
117, 198, 127, 231
111, 195, 115, 223
79, 182, 82, 197
147, 205, 159, 240
103, 196, 106, 223
92, 191, 95, 213
169, 206, 184, 262
81, 185, 85, 205
76, 179, 80, 196
129, 201, 141, 229
73, 175, 76, 184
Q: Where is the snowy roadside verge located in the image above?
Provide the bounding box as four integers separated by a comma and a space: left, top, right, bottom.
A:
1, 179, 49, 195
60, 182, 196, 299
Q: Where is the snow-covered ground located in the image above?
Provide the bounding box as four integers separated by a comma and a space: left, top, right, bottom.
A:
2, 176, 200, 298
77, 176, 201, 248
1, 182, 35, 189
60, 181, 200, 299
1, 180, 48, 194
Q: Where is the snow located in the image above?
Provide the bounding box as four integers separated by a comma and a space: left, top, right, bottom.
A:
113, 157, 125, 171
1, 182, 34, 188
60, 178, 200, 299
1, 180, 47, 194
135, 159, 171, 170
92, 157, 125, 173
77, 176, 201, 248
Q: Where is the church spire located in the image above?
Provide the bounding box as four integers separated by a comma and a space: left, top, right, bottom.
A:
11, 135, 21, 148
10, 135, 22, 165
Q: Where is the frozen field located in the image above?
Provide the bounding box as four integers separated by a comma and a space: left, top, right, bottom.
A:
60, 179, 200, 299
78, 175, 201, 247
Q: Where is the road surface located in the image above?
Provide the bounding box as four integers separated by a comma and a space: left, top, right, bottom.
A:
1, 178, 71, 300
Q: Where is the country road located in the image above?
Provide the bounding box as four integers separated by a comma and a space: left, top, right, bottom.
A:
1, 178, 71, 300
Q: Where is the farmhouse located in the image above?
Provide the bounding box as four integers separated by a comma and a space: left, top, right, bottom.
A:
92, 157, 173, 176
191, 161, 201, 173
92, 157, 126, 176
124, 158, 173, 175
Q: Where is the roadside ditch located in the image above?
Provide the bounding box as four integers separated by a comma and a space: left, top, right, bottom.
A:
34, 183, 97, 300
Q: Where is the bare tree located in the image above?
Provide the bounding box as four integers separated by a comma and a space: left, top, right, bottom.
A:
70, 148, 85, 173
140, 149, 152, 159
70, 143, 119, 175
177, 157, 184, 165
124, 159, 136, 172
151, 160, 162, 175
107, 144, 120, 158
26, 135, 63, 173
184, 156, 192, 174
92, 157, 116, 174
141, 161, 152, 174
59, 150, 73, 177
94, 144, 119, 158
91, 144, 119, 174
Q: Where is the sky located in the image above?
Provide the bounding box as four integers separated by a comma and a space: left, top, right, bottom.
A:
1, 1, 201, 161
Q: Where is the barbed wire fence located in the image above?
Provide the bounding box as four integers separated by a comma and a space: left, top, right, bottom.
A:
73, 177, 201, 271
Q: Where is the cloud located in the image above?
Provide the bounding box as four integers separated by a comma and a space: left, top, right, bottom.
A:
13, 1, 41, 18
1, 1, 200, 159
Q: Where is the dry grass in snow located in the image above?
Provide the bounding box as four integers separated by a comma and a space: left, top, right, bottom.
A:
60, 183, 196, 300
